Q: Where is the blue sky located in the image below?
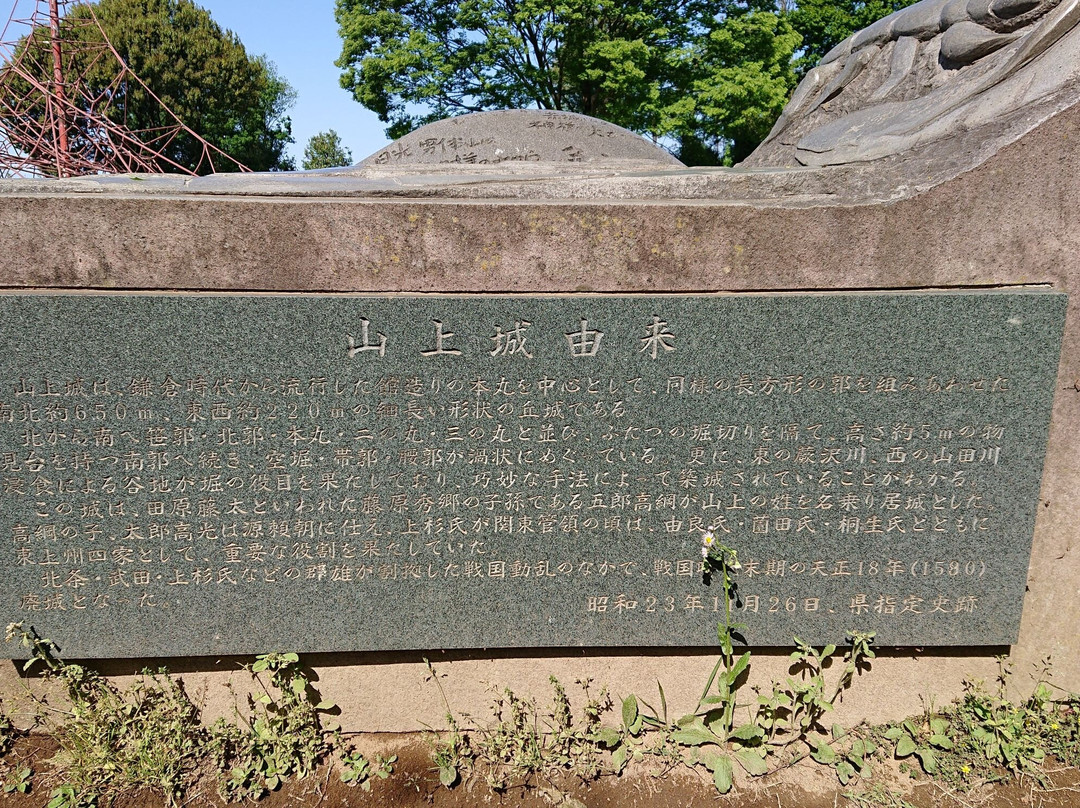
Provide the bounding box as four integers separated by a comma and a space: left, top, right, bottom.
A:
200, 0, 390, 165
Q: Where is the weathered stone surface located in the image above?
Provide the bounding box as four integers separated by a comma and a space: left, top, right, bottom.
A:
358, 109, 684, 168
745, 0, 1080, 168
0, 290, 1063, 657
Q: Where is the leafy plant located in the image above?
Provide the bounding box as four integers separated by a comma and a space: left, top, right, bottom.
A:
209, 652, 336, 801
960, 671, 1046, 776
5, 623, 205, 808
884, 717, 951, 775
547, 677, 620, 780
810, 728, 877, 785
471, 680, 620, 790
618, 531, 877, 794
423, 659, 474, 788
878, 656, 1080, 792
471, 685, 546, 790
424, 659, 621, 792
781, 632, 876, 742
339, 745, 395, 790
2, 624, 402, 802
3, 766, 32, 795
47, 784, 77, 808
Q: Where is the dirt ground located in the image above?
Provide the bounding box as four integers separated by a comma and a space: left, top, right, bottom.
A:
2, 734, 1080, 808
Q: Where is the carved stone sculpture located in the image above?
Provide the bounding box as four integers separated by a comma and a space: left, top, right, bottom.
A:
746, 0, 1080, 166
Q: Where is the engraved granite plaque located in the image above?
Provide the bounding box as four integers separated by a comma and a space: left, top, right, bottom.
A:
0, 290, 1065, 657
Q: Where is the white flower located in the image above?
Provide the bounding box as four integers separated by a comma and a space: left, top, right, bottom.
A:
701, 545, 709, 558
702, 530, 715, 547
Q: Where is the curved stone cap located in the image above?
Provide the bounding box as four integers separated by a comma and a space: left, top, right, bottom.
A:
358, 109, 684, 168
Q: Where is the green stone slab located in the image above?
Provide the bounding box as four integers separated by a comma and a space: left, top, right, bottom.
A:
0, 290, 1065, 657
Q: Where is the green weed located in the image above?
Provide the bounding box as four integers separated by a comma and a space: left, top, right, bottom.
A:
4, 624, 374, 804
422, 658, 474, 787
424, 659, 618, 791
209, 652, 336, 801
3, 765, 32, 794
338, 745, 395, 790
842, 781, 917, 808
6, 623, 204, 808
618, 531, 876, 793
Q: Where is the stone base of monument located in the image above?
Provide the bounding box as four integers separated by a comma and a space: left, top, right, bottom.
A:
0, 66, 1078, 744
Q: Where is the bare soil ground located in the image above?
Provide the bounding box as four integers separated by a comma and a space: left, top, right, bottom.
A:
2, 733, 1080, 808
2, 734, 1080, 808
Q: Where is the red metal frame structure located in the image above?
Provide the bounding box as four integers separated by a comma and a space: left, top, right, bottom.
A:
0, 0, 249, 177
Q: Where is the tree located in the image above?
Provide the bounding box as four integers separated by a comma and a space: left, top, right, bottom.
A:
334, 0, 722, 144
4, 0, 295, 173
334, 0, 916, 164
302, 129, 353, 169
685, 0, 802, 163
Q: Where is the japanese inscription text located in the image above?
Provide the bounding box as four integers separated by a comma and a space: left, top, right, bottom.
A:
0, 291, 1066, 657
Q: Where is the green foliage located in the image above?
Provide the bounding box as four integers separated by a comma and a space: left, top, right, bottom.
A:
612, 533, 878, 794
422, 658, 474, 788
337, 0, 807, 162
11, 615, 1080, 804
339, 746, 395, 790
6, 623, 204, 808
302, 129, 354, 169
47, 784, 77, 808
334, 0, 929, 163
5, 0, 295, 173
424, 660, 618, 791
466, 678, 616, 790
335, 0, 704, 139
3, 765, 32, 795
883, 717, 951, 775
427, 717, 471, 789
685, 0, 802, 163
872, 657, 1080, 793
546, 677, 618, 779
209, 652, 336, 801
830, 735, 877, 785
959, 682, 1047, 777
3, 626, 365, 804
471, 686, 546, 790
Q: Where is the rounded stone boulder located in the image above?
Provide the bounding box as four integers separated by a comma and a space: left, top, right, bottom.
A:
359, 109, 684, 168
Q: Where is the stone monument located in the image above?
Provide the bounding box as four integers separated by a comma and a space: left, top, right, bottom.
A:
0, 0, 1078, 730
0, 291, 1064, 657
359, 109, 684, 167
